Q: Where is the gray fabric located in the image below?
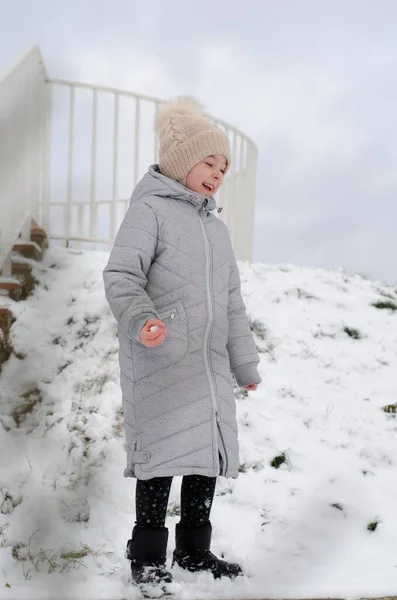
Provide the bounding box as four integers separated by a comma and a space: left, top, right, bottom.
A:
103, 165, 262, 480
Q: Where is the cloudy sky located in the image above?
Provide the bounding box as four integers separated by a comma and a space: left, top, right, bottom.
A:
1, 0, 396, 283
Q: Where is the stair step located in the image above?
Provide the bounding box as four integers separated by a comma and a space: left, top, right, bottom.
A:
12, 240, 43, 261
0, 277, 20, 290
12, 260, 37, 298
30, 228, 48, 251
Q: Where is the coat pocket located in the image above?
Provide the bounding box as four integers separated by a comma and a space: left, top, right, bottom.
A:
131, 299, 188, 382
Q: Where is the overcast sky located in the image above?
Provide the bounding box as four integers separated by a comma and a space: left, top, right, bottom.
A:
1, 0, 396, 284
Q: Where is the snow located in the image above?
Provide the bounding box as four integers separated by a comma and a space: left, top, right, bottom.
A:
1, 244, 397, 599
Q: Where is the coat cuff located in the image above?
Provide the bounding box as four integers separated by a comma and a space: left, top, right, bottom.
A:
232, 362, 262, 388
129, 312, 158, 344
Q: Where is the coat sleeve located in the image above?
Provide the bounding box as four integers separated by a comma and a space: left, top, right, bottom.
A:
226, 253, 262, 387
102, 201, 160, 344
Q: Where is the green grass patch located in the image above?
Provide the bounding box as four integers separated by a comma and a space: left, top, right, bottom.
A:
382, 403, 397, 413
271, 453, 286, 469
367, 520, 379, 532
372, 300, 397, 311
344, 327, 361, 339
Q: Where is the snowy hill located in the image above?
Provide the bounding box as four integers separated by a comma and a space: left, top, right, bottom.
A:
1, 244, 397, 600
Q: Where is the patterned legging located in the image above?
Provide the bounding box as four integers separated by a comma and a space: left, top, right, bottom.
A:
135, 475, 217, 528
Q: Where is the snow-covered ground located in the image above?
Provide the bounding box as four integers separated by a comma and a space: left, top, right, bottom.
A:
1, 244, 397, 600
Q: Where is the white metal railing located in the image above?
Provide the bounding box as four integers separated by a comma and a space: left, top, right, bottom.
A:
0, 46, 258, 272
46, 79, 258, 262
0, 46, 50, 276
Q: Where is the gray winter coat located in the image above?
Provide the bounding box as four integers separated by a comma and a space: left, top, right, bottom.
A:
103, 165, 262, 480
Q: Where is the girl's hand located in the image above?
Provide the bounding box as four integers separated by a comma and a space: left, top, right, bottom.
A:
140, 318, 167, 347
244, 383, 259, 391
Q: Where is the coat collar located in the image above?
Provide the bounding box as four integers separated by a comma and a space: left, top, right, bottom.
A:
146, 165, 223, 216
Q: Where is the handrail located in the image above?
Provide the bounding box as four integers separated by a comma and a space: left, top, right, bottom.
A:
45, 78, 258, 262
49, 77, 258, 152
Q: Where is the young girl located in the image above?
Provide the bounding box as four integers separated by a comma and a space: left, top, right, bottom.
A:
103, 97, 262, 596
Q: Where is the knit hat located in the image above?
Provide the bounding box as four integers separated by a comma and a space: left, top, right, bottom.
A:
155, 96, 231, 184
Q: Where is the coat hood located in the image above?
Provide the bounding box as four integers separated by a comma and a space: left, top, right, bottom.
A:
129, 165, 223, 216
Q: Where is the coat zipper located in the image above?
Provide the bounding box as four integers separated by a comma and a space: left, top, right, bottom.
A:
198, 201, 229, 476
158, 308, 177, 322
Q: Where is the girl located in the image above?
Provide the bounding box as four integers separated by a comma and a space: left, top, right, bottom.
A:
103, 97, 262, 596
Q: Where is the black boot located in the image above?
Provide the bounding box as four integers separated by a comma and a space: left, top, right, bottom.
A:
126, 526, 181, 597
172, 522, 243, 579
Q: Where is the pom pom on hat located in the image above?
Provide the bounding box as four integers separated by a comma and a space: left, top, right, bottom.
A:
156, 95, 231, 184
155, 96, 204, 134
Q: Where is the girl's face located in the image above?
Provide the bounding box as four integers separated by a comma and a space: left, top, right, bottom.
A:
185, 154, 227, 197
